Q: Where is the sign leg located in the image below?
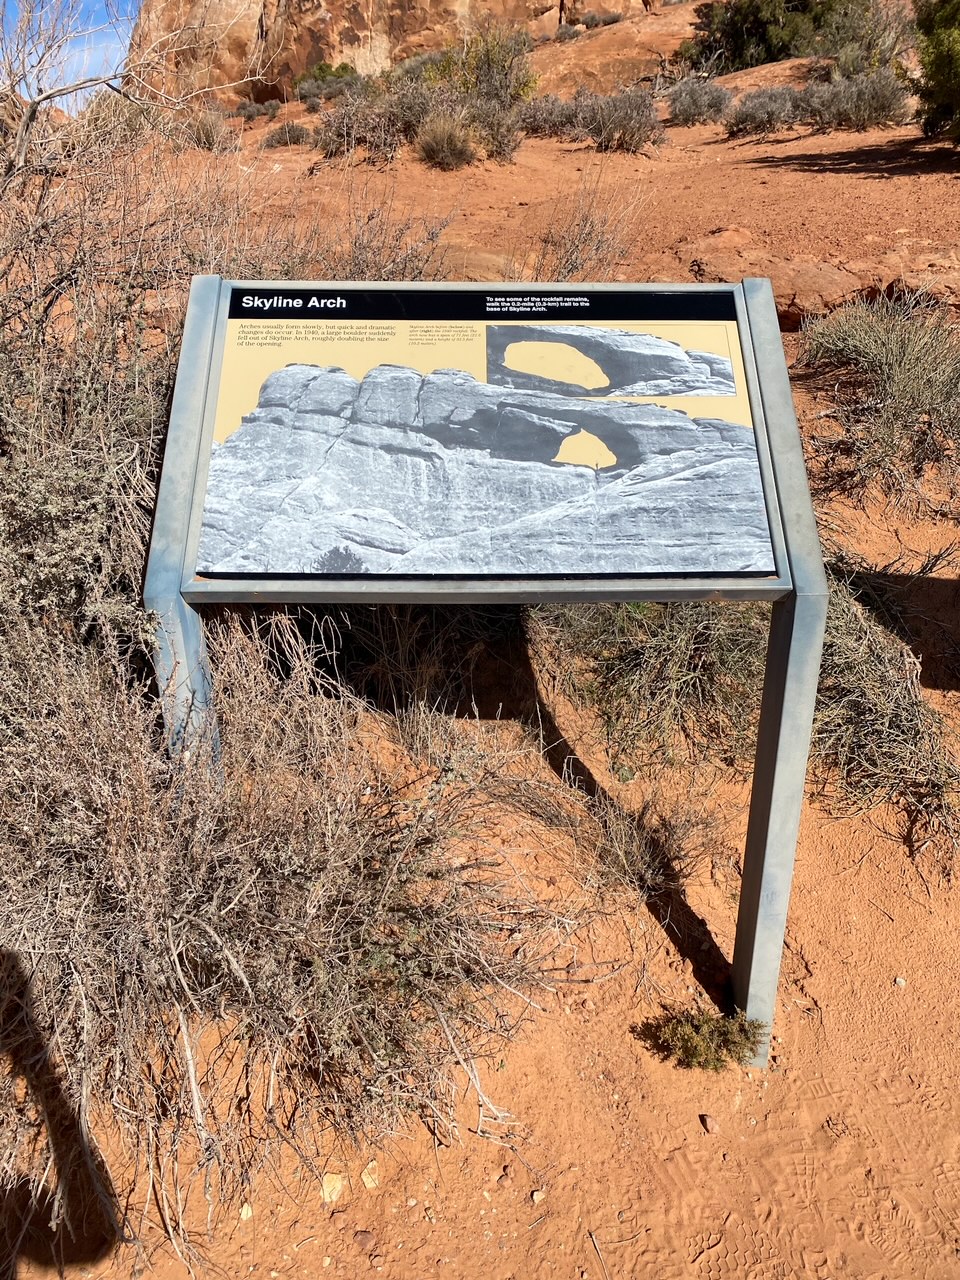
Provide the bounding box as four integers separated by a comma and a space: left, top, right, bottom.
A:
732, 589, 828, 1064
148, 594, 218, 762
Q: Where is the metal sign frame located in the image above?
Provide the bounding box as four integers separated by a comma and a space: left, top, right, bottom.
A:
144, 276, 828, 1065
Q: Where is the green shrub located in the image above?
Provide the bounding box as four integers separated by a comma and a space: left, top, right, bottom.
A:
680, 0, 872, 73
296, 65, 360, 103
454, 28, 536, 106
576, 86, 664, 151
801, 68, 910, 130
812, 0, 914, 77
668, 77, 732, 124
916, 0, 960, 138
725, 86, 804, 136
648, 1008, 765, 1070
556, 23, 582, 39
263, 121, 311, 148
414, 115, 476, 169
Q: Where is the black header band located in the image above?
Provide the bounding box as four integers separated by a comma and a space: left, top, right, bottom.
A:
227, 286, 739, 323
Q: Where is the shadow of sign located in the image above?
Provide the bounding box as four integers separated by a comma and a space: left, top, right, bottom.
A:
0, 951, 120, 1280
298, 603, 734, 1011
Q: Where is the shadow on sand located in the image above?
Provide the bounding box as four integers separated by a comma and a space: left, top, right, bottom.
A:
743, 135, 959, 180
0, 951, 121, 1280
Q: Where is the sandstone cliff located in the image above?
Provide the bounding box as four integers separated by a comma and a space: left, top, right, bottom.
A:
129, 0, 603, 99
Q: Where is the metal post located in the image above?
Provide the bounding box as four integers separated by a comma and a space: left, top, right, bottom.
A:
732, 589, 828, 1063
143, 275, 222, 760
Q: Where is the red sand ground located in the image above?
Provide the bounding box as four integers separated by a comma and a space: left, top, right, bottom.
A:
24, 12, 960, 1276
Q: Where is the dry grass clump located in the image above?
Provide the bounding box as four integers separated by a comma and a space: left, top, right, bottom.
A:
414, 115, 477, 169
528, 570, 960, 853
801, 292, 960, 504
503, 174, 644, 282
812, 550, 960, 851
529, 601, 770, 774
575, 791, 720, 899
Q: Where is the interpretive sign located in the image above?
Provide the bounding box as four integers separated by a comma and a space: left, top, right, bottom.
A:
195, 288, 775, 578
144, 278, 827, 1065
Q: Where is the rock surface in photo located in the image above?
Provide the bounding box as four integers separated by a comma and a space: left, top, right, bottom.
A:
196, 363, 775, 576
485, 324, 736, 397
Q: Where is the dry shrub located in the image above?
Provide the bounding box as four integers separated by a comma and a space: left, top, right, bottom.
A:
317, 90, 409, 162
801, 291, 960, 504
812, 549, 960, 852
725, 86, 804, 136
262, 120, 311, 148
528, 601, 769, 774
504, 173, 644, 282
0, 613, 569, 1248
517, 93, 580, 137
0, 136, 501, 1255
668, 77, 732, 125
575, 791, 720, 899
576, 86, 664, 151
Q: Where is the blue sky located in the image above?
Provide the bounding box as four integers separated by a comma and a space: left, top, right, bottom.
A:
61, 0, 137, 88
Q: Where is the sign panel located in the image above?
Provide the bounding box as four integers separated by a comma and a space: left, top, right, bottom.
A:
194, 288, 776, 578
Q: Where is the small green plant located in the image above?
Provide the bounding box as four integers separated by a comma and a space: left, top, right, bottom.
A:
725, 86, 804, 136
263, 121, 311, 148
414, 115, 476, 169
668, 77, 732, 124
555, 23, 582, 39
649, 1008, 765, 1070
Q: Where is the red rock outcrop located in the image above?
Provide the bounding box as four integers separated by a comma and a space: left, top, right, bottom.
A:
129, 0, 649, 100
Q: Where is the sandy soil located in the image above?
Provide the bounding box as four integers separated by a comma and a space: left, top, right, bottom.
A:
20, 15, 960, 1277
